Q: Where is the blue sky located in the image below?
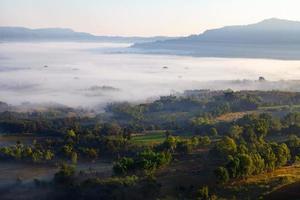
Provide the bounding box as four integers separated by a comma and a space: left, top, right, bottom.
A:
0, 0, 299, 36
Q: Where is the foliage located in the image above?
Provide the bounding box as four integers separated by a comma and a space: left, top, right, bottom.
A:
113, 150, 172, 175
54, 163, 76, 185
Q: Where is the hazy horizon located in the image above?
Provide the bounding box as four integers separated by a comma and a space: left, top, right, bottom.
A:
1, 0, 300, 37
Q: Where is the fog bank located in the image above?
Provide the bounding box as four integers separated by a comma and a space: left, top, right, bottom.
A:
1, 42, 300, 109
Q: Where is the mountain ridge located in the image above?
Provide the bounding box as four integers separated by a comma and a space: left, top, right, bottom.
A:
0, 26, 176, 43
132, 18, 300, 60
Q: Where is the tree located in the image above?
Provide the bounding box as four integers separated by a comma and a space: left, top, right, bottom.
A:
238, 144, 248, 154
85, 148, 98, 160
62, 144, 73, 156
225, 156, 238, 178
228, 125, 243, 139
214, 166, 229, 184
67, 129, 76, 138
161, 136, 178, 152
191, 136, 199, 147
23, 147, 33, 158
196, 186, 209, 200
215, 136, 237, 157
250, 153, 265, 174
113, 157, 135, 175
237, 153, 254, 178
31, 150, 43, 163
260, 144, 276, 171
254, 119, 269, 139
71, 152, 78, 164
54, 163, 75, 185
136, 150, 172, 173
198, 136, 211, 146
176, 141, 193, 154
283, 112, 300, 127
273, 143, 291, 167
209, 128, 218, 137
243, 127, 258, 143
101, 122, 122, 136
44, 150, 54, 161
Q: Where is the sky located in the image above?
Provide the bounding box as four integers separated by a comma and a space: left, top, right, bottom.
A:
0, 0, 300, 36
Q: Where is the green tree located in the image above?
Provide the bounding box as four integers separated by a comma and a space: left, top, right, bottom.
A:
228, 125, 243, 139
71, 152, 78, 164
243, 127, 258, 143
273, 143, 291, 167
209, 128, 218, 137
176, 141, 193, 154
199, 136, 211, 146
196, 186, 209, 200
214, 166, 229, 184
215, 136, 237, 157
67, 129, 76, 138
54, 164, 75, 185
250, 153, 265, 174
162, 136, 178, 152
260, 144, 276, 171
113, 157, 135, 175
44, 150, 54, 161
237, 153, 254, 177
226, 156, 240, 178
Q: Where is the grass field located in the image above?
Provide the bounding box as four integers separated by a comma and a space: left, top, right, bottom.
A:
132, 131, 166, 145
131, 130, 198, 146
216, 111, 255, 122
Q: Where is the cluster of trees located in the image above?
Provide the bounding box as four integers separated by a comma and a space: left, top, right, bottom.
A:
214, 139, 292, 183
106, 92, 262, 130
190, 111, 300, 141
113, 149, 172, 175
0, 140, 55, 163
106, 91, 300, 133
158, 135, 211, 154
0, 111, 83, 135
211, 113, 300, 183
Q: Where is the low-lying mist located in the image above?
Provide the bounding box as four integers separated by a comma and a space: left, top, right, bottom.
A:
1, 42, 300, 111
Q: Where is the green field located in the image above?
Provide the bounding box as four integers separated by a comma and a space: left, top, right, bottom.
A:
132, 131, 198, 146
132, 131, 166, 145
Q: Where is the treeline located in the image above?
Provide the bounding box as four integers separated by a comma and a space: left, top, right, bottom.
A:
1, 90, 300, 136
0, 129, 134, 163
190, 111, 300, 139
106, 90, 300, 131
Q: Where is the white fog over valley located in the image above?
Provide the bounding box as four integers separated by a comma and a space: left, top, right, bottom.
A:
1, 42, 300, 109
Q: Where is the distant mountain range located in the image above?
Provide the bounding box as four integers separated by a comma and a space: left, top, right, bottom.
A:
0, 27, 175, 43
132, 18, 300, 60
